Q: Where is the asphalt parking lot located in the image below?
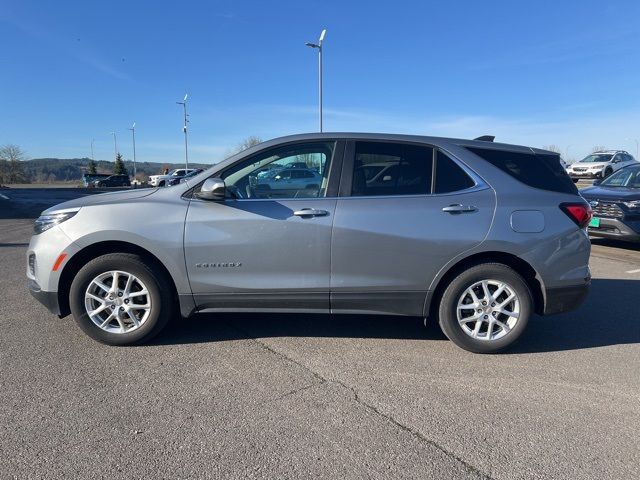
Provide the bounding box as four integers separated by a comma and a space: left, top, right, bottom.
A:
1, 187, 639, 479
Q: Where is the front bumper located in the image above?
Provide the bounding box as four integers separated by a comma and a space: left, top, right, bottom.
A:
543, 279, 590, 316
587, 217, 640, 242
28, 279, 61, 316
568, 171, 601, 179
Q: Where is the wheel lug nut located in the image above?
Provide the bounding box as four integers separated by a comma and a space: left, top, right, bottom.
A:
484, 315, 488, 319
110, 305, 115, 309
120, 307, 124, 311
491, 303, 495, 307
477, 309, 482, 313
125, 299, 129, 304
482, 301, 487, 306
118, 292, 123, 297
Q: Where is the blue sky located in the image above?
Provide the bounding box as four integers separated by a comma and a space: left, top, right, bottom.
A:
1, 0, 640, 164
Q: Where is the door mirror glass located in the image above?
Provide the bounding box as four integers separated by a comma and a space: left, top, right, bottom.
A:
196, 178, 226, 201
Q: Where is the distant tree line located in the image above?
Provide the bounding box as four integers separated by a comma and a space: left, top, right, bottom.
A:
1, 137, 263, 185
0, 144, 209, 185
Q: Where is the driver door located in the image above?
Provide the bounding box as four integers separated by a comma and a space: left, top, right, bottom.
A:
184, 140, 344, 312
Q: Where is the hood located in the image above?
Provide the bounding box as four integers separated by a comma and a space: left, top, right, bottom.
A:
43, 188, 158, 214
571, 162, 607, 169
580, 186, 640, 202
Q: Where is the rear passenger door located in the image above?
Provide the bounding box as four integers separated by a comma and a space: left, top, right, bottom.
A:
330, 140, 496, 316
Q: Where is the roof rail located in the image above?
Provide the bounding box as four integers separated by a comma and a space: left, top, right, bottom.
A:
474, 135, 495, 142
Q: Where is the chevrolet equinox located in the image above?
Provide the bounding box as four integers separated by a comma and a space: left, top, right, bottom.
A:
27, 133, 592, 353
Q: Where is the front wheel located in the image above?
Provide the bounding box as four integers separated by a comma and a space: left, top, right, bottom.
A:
437, 263, 532, 353
69, 253, 174, 345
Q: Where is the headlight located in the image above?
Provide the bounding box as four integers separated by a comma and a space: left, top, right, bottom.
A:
589, 166, 602, 170
34, 209, 79, 234
622, 200, 640, 209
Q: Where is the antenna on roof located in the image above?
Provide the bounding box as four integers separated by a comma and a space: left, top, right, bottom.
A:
474, 135, 495, 142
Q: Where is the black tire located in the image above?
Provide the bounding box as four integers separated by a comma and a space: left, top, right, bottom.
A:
158, 180, 165, 187
437, 263, 532, 354
69, 253, 174, 345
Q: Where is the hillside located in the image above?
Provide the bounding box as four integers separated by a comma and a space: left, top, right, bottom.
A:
20, 158, 213, 183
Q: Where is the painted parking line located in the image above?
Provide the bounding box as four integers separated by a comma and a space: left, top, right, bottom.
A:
626, 268, 640, 274
0, 193, 9, 200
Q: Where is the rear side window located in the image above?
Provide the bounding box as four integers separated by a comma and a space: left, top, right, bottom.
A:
351, 142, 433, 196
434, 151, 475, 193
466, 147, 578, 194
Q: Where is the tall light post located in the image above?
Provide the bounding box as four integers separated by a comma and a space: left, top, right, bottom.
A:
91, 138, 95, 161
306, 28, 326, 132
176, 94, 189, 169
110, 131, 118, 160
129, 122, 137, 179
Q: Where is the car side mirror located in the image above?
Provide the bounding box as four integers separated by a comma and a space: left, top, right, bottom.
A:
592, 178, 602, 186
195, 177, 226, 201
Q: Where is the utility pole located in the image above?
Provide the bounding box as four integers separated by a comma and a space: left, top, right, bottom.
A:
306, 29, 327, 132
110, 132, 118, 160
91, 138, 95, 161
129, 122, 137, 179
176, 94, 189, 169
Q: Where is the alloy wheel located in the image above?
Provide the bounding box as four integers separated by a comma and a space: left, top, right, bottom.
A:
456, 279, 520, 341
84, 270, 152, 334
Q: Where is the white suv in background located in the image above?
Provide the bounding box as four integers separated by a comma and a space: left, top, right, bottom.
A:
566, 150, 637, 182
148, 168, 198, 187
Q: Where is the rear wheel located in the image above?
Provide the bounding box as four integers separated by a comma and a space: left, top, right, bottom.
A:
69, 253, 174, 345
158, 180, 165, 187
437, 263, 532, 353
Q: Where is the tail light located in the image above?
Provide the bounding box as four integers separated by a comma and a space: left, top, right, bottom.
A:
560, 202, 592, 228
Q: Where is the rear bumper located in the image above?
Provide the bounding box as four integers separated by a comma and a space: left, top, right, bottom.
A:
587, 218, 640, 242
543, 281, 590, 315
28, 280, 61, 316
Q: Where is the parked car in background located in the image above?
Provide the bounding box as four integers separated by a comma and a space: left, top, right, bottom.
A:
82, 173, 110, 187
566, 150, 637, 182
149, 168, 198, 187
580, 164, 640, 242
254, 168, 322, 196
167, 168, 204, 186
27, 133, 591, 354
93, 174, 131, 188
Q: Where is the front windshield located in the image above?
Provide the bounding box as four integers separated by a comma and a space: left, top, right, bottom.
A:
600, 166, 640, 188
579, 154, 612, 163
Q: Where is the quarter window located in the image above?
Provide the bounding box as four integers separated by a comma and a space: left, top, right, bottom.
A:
351, 142, 433, 197
466, 147, 578, 194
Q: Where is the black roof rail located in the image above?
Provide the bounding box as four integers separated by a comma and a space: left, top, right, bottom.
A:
474, 135, 495, 142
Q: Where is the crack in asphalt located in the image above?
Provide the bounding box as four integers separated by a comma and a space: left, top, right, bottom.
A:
228, 322, 494, 480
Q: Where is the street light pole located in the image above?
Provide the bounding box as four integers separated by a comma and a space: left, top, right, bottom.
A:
110, 132, 118, 160
91, 138, 95, 161
176, 94, 189, 170
129, 122, 137, 179
306, 29, 327, 132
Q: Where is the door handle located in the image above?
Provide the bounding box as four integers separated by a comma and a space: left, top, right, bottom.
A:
442, 204, 478, 214
294, 208, 329, 217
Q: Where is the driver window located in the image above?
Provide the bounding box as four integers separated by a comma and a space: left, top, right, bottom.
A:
221, 142, 335, 199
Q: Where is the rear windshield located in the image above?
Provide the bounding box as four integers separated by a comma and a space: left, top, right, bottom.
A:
465, 147, 578, 195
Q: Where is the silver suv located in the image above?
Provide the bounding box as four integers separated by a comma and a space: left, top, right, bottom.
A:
27, 133, 592, 353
